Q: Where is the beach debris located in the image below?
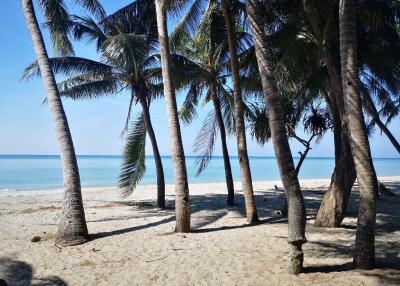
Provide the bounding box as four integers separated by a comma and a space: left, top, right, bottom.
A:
51, 245, 62, 253
90, 248, 100, 252
146, 255, 169, 263
31, 236, 41, 242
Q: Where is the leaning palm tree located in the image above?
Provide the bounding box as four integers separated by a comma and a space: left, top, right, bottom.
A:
246, 0, 307, 274
24, 7, 167, 208
172, 4, 237, 206
21, 0, 98, 246
299, 0, 356, 228
154, 0, 191, 232
339, 0, 378, 269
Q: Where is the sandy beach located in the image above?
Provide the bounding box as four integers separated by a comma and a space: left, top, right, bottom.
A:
0, 177, 399, 286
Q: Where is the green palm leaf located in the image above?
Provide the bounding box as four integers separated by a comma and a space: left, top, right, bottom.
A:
39, 0, 74, 55
179, 82, 203, 125
60, 78, 122, 100
119, 113, 147, 198
22, 57, 114, 80
193, 110, 218, 175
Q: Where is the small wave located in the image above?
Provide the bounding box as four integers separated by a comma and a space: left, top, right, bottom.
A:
0, 188, 17, 192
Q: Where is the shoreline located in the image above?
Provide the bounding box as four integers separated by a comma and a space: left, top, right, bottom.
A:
2, 175, 400, 194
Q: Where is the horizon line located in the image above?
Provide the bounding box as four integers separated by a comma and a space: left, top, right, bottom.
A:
1, 154, 399, 160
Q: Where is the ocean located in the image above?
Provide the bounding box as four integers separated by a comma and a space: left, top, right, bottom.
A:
0, 155, 399, 191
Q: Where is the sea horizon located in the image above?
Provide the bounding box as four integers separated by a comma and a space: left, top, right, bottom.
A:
1, 154, 400, 159
1, 154, 400, 191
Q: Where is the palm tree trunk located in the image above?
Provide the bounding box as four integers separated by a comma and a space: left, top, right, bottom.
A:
314, 102, 356, 227
221, 0, 258, 223
303, 0, 357, 227
295, 142, 311, 176
138, 88, 166, 209
210, 81, 235, 206
22, 0, 88, 246
246, 0, 307, 274
154, 0, 190, 232
339, 0, 377, 269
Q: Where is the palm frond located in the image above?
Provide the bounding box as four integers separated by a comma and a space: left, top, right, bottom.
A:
179, 83, 203, 125
119, 113, 147, 197
146, 82, 164, 100
104, 0, 158, 44
193, 110, 218, 175
101, 33, 149, 73
39, 0, 74, 55
247, 103, 271, 146
170, 0, 209, 45
302, 106, 332, 143
217, 83, 236, 134
121, 94, 137, 137
72, 0, 106, 20
71, 15, 107, 51
22, 57, 113, 80
60, 78, 122, 100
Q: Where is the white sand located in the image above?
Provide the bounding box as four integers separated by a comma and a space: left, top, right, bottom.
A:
1, 177, 399, 286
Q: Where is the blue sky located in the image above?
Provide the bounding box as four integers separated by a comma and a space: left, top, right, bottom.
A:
0, 1, 399, 158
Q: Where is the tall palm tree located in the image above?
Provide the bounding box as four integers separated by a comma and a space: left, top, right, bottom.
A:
154, 0, 191, 232
21, 0, 88, 246
169, 0, 258, 221
339, 0, 378, 269
74, 4, 166, 208
24, 8, 167, 208
172, 4, 237, 206
246, 0, 307, 274
221, 0, 259, 223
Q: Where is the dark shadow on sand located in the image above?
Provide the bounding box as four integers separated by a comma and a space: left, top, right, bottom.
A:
0, 257, 67, 286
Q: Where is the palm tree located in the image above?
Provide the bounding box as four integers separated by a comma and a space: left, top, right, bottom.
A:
172, 4, 239, 206
339, 0, 378, 269
246, 0, 307, 274
303, 0, 399, 227
24, 7, 167, 208
21, 0, 89, 246
301, 0, 356, 227
75, 4, 166, 208
154, 0, 191, 232
221, 0, 259, 223
168, 0, 258, 221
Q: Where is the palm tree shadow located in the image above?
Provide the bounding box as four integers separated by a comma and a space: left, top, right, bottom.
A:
0, 257, 66, 286
304, 262, 353, 273
90, 180, 400, 243
91, 215, 176, 239
91, 191, 291, 239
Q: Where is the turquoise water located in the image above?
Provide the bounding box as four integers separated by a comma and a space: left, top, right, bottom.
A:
0, 155, 399, 190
